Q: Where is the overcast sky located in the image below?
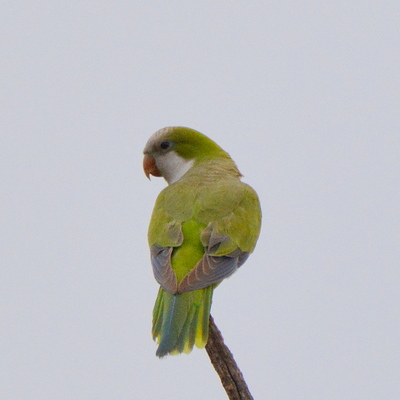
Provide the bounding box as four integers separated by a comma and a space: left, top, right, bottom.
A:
1, 2, 399, 399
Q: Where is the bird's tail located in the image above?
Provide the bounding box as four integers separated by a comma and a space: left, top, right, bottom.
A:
152, 286, 213, 357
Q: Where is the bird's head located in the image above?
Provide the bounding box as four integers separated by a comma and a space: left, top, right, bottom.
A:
143, 126, 230, 184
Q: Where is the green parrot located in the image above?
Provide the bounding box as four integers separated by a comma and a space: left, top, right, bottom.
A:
143, 127, 261, 357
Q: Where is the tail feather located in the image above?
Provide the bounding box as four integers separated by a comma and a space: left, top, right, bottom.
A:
152, 286, 213, 357
152, 289, 164, 337
176, 304, 198, 354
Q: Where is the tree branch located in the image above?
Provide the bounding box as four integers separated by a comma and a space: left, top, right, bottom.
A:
205, 315, 254, 400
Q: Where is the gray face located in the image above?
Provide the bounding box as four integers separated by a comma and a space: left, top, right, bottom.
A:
144, 129, 194, 184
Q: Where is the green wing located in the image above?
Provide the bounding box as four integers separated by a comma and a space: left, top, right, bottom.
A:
148, 177, 261, 293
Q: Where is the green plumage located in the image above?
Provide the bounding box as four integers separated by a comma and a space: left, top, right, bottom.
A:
145, 127, 261, 357
153, 286, 213, 356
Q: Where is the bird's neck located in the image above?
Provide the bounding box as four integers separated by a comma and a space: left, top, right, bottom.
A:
175, 157, 242, 184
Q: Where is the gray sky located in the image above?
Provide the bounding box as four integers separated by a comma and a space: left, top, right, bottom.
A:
2, 2, 399, 399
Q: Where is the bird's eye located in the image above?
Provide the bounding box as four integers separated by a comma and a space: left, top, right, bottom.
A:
160, 141, 170, 150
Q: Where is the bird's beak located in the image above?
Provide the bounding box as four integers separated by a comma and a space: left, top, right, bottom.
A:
143, 154, 162, 179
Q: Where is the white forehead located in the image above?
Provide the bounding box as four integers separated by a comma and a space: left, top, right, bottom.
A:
144, 126, 176, 153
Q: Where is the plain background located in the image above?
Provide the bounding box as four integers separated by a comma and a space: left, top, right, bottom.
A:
1, 2, 399, 399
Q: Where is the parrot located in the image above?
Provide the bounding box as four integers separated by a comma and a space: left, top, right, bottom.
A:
143, 126, 261, 357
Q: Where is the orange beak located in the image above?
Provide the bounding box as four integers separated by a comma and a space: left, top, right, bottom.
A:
143, 154, 162, 179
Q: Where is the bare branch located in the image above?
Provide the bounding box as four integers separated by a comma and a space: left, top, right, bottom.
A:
205, 315, 254, 400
